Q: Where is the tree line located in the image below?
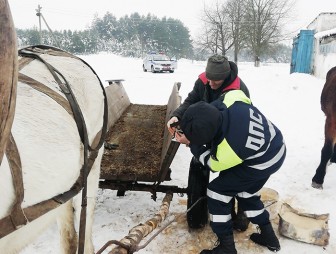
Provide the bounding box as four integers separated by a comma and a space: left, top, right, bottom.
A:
16, 12, 193, 59
16, 0, 293, 63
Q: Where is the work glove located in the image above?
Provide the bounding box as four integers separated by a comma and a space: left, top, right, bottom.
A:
167, 116, 179, 135
167, 116, 179, 128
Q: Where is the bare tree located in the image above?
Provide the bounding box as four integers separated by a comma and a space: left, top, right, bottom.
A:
196, 1, 233, 56
244, 0, 294, 66
225, 0, 247, 63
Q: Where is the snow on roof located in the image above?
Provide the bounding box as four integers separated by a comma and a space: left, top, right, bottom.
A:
314, 27, 336, 39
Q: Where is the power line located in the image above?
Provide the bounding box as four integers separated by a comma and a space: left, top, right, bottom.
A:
35, 5, 61, 48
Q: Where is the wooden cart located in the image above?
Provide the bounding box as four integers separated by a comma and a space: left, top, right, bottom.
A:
99, 80, 187, 199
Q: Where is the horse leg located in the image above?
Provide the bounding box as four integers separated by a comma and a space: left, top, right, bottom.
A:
57, 200, 78, 254
312, 117, 335, 189
312, 141, 333, 188
331, 143, 336, 163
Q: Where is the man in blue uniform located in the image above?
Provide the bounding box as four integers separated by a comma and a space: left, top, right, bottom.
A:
168, 54, 250, 231
174, 98, 286, 254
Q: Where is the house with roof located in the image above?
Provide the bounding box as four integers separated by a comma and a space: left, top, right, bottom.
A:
290, 12, 336, 78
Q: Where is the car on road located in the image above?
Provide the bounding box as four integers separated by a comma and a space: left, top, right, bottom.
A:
143, 52, 176, 73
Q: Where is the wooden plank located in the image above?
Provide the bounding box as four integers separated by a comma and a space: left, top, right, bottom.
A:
157, 82, 181, 183
104, 83, 130, 130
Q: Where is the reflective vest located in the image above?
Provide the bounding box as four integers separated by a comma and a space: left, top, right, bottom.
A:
209, 90, 251, 172
221, 90, 251, 108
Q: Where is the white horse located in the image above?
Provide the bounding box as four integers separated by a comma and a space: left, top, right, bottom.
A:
0, 46, 107, 253
0, 5, 107, 252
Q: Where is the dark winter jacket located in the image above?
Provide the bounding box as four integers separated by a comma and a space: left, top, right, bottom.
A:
172, 61, 250, 120
191, 99, 286, 172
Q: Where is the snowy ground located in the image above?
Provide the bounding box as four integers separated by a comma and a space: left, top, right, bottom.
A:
21, 54, 336, 254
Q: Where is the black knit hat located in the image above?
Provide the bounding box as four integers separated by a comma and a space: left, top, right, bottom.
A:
206, 54, 231, 81
180, 101, 222, 145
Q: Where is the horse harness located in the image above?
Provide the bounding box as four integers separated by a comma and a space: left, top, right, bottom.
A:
0, 45, 108, 253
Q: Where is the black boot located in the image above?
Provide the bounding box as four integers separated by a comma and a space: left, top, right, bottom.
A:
250, 223, 280, 252
200, 233, 237, 254
232, 206, 250, 232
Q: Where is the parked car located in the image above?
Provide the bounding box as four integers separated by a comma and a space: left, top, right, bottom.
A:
143, 52, 176, 73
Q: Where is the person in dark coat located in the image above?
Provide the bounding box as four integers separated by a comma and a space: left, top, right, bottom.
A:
169, 54, 250, 122
167, 54, 251, 231
176, 99, 285, 254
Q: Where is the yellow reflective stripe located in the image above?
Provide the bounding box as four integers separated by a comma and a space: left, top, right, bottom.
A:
209, 139, 243, 172
223, 90, 251, 107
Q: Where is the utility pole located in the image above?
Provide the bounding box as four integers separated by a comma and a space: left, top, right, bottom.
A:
35, 5, 61, 48
36, 4, 42, 44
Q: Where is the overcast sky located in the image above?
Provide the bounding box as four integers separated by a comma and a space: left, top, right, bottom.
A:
8, 0, 336, 38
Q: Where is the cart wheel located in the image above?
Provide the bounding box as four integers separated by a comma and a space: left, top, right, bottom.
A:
187, 157, 209, 229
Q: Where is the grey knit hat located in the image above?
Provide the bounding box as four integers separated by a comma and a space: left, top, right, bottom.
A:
205, 54, 231, 81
